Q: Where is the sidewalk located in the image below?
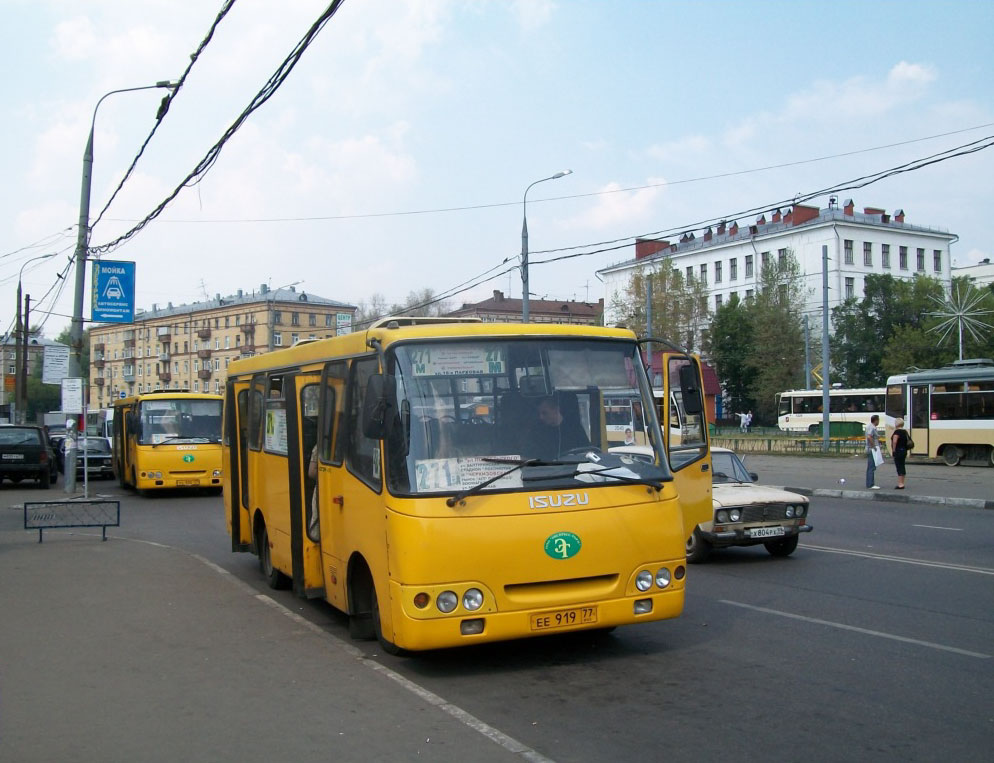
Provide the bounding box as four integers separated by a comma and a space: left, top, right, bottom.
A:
738, 452, 994, 510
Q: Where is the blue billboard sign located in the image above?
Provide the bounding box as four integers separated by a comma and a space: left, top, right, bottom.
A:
91, 260, 136, 323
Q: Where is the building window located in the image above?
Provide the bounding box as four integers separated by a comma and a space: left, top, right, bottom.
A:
882, 244, 891, 269
273, 312, 282, 325
224, 336, 230, 349
194, 359, 199, 372
777, 248, 787, 266
291, 333, 299, 345
917, 248, 925, 272
714, 294, 723, 310
309, 314, 316, 327
761, 252, 770, 271
699, 264, 707, 284
274, 333, 283, 347
845, 277, 855, 299
686, 266, 694, 283
745, 255, 754, 278
844, 240, 854, 265
291, 312, 300, 326
863, 242, 872, 266
714, 261, 723, 283
933, 250, 942, 273
730, 258, 738, 280
194, 380, 199, 392
899, 246, 908, 270
746, 289, 754, 300
325, 314, 333, 327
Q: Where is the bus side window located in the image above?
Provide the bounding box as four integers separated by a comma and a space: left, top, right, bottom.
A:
247, 375, 266, 451
321, 360, 347, 466
345, 357, 382, 489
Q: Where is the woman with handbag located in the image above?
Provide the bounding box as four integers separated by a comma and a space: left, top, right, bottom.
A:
891, 418, 912, 490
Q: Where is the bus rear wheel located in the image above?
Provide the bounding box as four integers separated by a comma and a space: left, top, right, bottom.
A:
942, 446, 962, 467
257, 523, 289, 590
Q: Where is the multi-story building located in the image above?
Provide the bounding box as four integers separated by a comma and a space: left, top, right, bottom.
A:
598, 199, 957, 327
952, 257, 994, 289
0, 334, 67, 418
89, 284, 356, 408
447, 290, 603, 324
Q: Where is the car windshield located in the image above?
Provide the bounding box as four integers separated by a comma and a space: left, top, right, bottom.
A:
0, 428, 41, 446
711, 451, 754, 484
139, 398, 222, 445
79, 438, 111, 454
384, 338, 671, 496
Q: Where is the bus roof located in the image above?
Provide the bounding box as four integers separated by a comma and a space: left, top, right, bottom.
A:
887, 358, 994, 386
225, 320, 639, 377
113, 391, 223, 408
778, 387, 885, 396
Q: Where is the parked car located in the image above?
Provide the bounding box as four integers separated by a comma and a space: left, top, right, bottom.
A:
0, 425, 57, 488
58, 436, 114, 480
686, 447, 813, 562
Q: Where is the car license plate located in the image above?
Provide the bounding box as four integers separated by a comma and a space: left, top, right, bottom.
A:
530, 606, 597, 631
749, 526, 785, 538
176, 479, 201, 486
2, 453, 24, 460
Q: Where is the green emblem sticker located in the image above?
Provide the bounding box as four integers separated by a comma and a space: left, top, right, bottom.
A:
182, 454, 195, 463
544, 532, 582, 559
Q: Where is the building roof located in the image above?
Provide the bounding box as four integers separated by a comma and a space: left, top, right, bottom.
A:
447, 290, 603, 319
598, 200, 957, 275
124, 285, 356, 323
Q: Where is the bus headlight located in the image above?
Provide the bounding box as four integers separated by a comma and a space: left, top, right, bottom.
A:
462, 588, 484, 611
436, 591, 458, 613
729, 509, 742, 522
213, 469, 222, 477
655, 568, 671, 589
636, 570, 653, 592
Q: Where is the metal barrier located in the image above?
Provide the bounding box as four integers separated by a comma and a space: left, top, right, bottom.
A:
24, 501, 120, 543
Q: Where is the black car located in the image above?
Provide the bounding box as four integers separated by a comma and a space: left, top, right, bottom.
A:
0, 425, 57, 488
58, 437, 114, 480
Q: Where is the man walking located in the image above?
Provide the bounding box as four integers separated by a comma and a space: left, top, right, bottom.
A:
865, 414, 881, 490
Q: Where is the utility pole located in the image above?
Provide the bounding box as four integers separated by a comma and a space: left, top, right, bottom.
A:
20, 295, 30, 424
821, 244, 831, 451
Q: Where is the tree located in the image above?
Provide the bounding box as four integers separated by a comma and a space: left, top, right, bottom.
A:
743, 251, 807, 424
706, 294, 756, 416
55, 327, 89, 385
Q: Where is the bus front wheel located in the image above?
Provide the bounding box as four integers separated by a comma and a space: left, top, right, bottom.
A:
371, 585, 405, 656
942, 446, 962, 467
257, 523, 289, 590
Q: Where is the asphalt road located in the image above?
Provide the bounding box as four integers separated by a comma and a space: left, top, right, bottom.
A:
2, 472, 992, 762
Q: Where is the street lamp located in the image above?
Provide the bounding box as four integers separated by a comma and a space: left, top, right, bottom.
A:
521, 169, 572, 323
68, 81, 178, 380
13, 252, 58, 423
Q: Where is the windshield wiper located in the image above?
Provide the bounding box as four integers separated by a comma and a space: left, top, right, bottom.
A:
562, 464, 668, 491
445, 457, 566, 507
151, 435, 209, 448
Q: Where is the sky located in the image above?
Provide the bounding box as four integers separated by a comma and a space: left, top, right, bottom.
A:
2, 0, 993, 340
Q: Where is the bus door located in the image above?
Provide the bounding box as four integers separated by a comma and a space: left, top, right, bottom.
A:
314, 359, 349, 612
223, 380, 252, 551
909, 384, 930, 456
291, 373, 325, 598
661, 353, 711, 541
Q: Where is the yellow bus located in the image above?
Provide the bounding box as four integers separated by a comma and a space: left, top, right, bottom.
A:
885, 358, 994, 466
113, 391, 224, 492
223, 318, 711, 652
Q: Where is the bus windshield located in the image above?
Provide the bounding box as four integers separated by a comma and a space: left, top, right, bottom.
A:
385, 338, 670, 496
139, 398, 223, 445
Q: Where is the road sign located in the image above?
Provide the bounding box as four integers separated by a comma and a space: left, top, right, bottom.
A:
61, 378, 84, 414
43, 345, 70, 385
91, 260, 136, 323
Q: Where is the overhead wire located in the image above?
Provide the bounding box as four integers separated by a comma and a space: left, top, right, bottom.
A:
89, 0, 347, 256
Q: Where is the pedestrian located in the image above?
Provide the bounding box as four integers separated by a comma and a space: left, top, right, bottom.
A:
745, 410, 753, 433
890, 417, 911, 489
865, 414, 882, 490
737, 412, 748, 433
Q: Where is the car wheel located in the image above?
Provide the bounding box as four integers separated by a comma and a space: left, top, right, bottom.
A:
257, 523, 289, 590
942, 446, 961, 467
685, 527, 712, 564
371, 584, 405, 656
764, 535, 799, 557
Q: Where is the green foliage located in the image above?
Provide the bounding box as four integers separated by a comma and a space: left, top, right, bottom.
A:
707, 295, 756, 414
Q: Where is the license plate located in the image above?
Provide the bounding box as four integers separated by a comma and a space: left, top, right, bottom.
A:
2, 453, 24, 460
176, 479, 201, 486
749, 526, 785, 538
530, 606, 598, 631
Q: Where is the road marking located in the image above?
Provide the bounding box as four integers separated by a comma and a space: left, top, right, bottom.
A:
912, 524, 963, 531
721, 600, 990, 659
802, 543, 994, 576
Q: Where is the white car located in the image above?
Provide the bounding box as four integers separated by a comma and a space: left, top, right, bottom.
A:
686, 447, 812, 563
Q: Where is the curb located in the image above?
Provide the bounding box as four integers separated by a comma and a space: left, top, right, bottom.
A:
777, 486, 994, 511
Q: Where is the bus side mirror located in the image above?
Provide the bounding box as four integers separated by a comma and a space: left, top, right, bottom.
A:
679, 365, 703, 416
362, 374, 395, 439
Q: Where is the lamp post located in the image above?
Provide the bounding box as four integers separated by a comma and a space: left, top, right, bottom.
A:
13, 252, 58, 423
68, 81, 178, 380
521, 169, 572, 323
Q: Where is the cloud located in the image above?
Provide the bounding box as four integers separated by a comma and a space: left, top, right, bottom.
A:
564, 180, 665, 231
51, 16, 97, 61
510, 0, 556, 31
646, 135, 711, 162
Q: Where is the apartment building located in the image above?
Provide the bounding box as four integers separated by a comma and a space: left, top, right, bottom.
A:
598, 199, 957, 327
89, 284, 355, 407
447, 290, 603, 324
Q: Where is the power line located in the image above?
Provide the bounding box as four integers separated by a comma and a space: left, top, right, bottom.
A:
89, 0, 347, 256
